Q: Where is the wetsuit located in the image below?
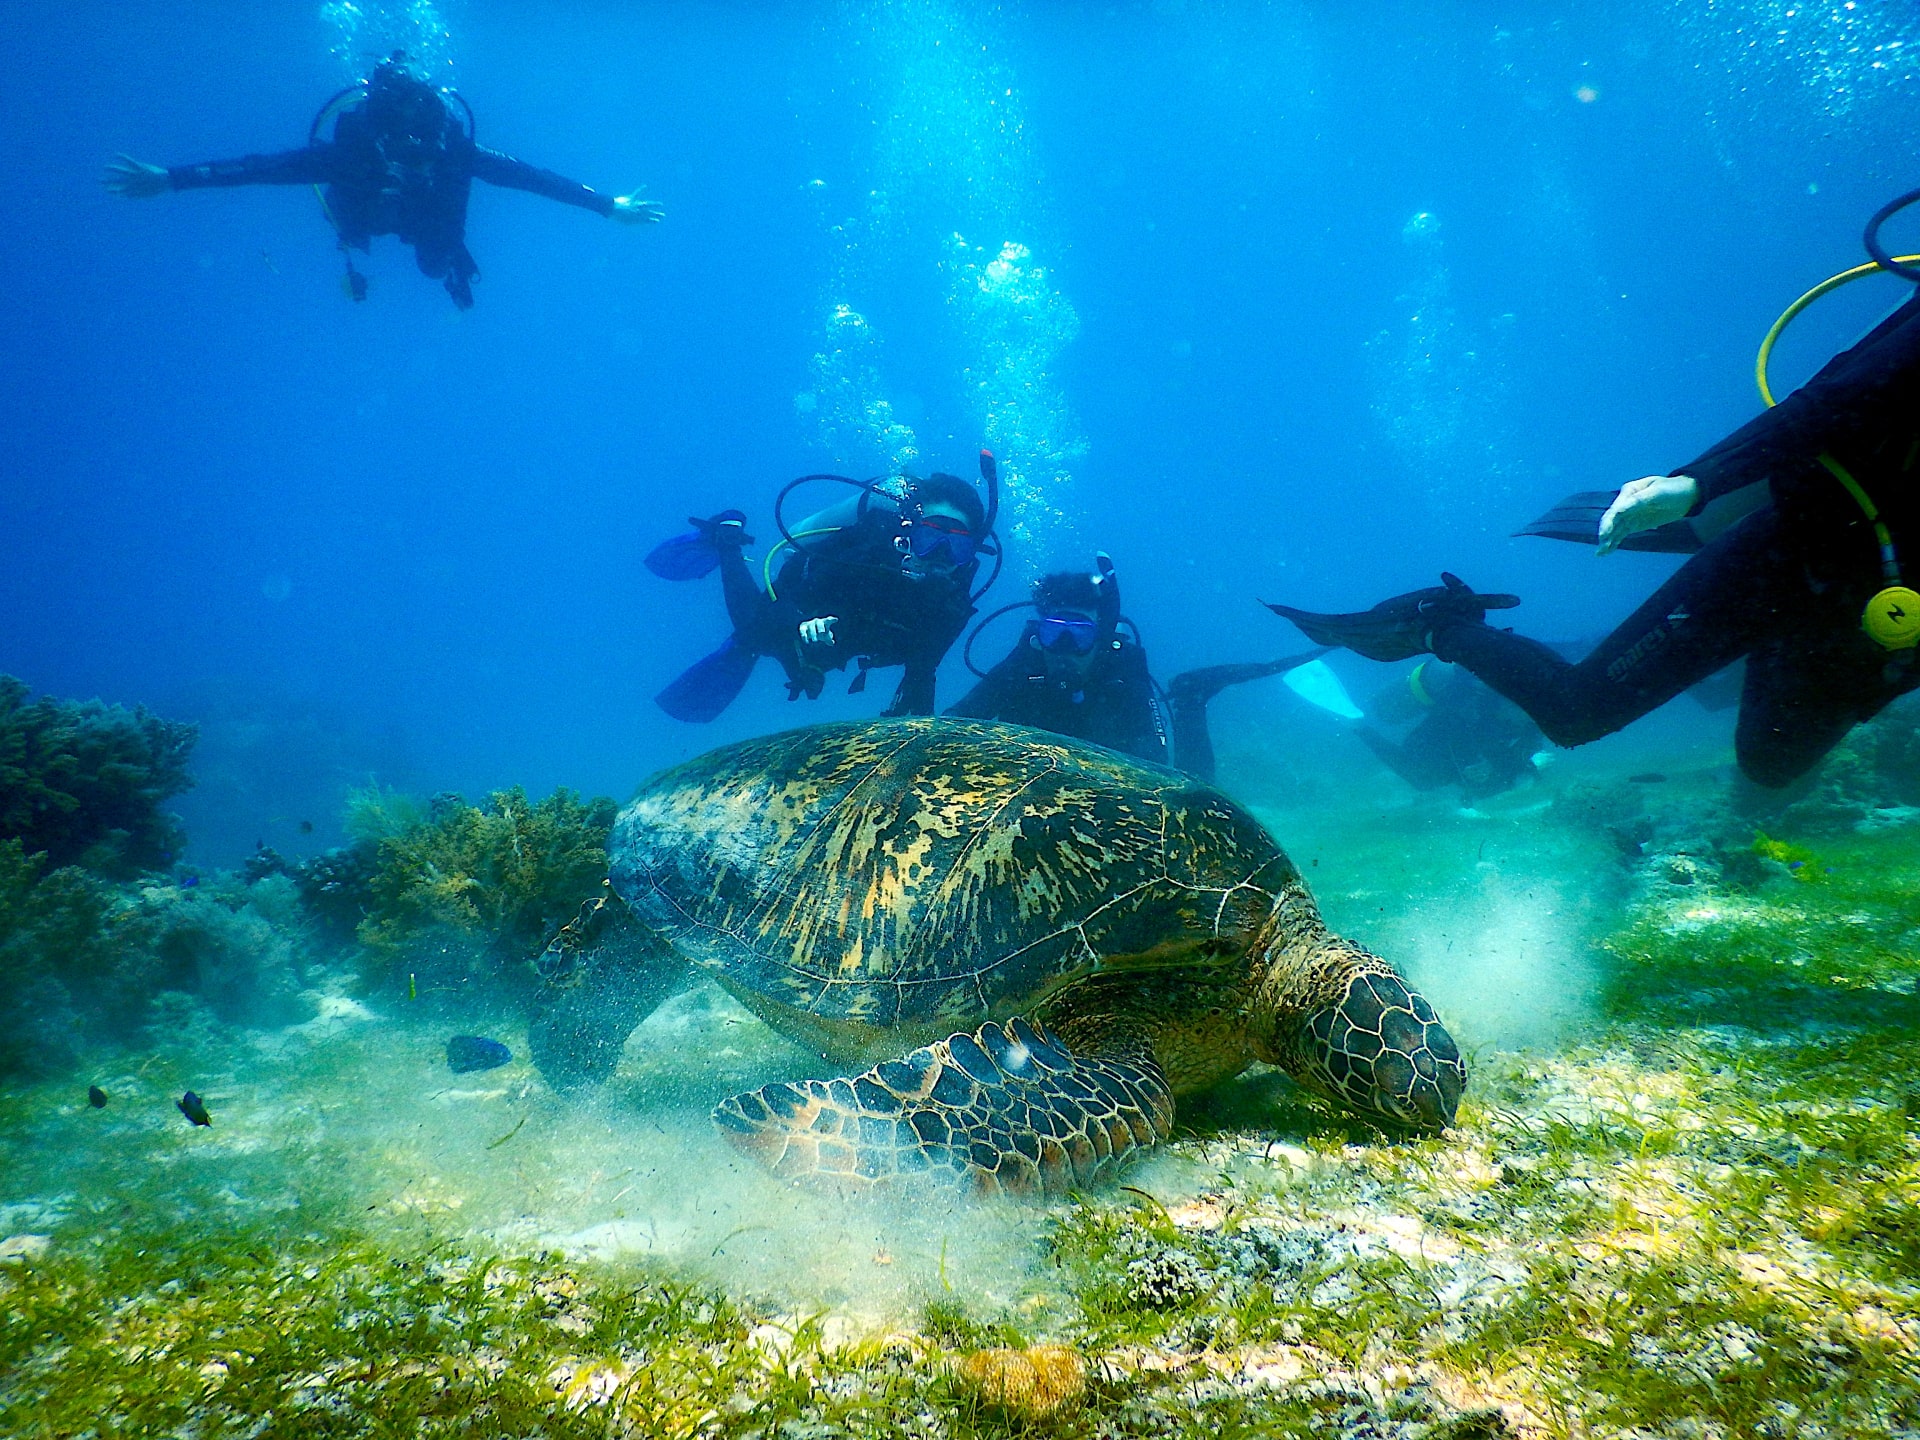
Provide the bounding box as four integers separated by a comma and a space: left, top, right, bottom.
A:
166, 103, 616, 307
1436, 291, 1920, 787
947, 632, 1167, 764
717, 507, 977, 716
1357, 663, 1542, 798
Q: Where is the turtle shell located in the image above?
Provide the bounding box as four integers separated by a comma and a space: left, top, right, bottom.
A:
610, 718, 1298, 1042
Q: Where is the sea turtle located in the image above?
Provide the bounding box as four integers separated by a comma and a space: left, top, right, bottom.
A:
530, 718, 1464, 1195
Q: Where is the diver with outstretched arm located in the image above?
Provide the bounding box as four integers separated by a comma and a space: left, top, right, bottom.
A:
104, 51, 661, 308
1269, 211, 1920, 790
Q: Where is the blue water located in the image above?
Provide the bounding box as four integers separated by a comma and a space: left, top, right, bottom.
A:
3, 0, 1916, 862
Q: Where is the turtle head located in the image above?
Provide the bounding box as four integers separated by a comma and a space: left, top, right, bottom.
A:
1252, 947, 1465, 1130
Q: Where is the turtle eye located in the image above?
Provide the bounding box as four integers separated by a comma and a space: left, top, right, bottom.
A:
1301, 972, 1465, 1129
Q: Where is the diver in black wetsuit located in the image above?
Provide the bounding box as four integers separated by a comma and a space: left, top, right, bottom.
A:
948, 564, 1164, 760
1354, 661, 1544, 799
650, 471, 993, 721
1270, 283, 1920, 789
104, 52, 662, 308
948, 558, 1323, 781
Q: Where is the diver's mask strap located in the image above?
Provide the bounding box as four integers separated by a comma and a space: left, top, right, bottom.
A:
1819, 452, 1920, 650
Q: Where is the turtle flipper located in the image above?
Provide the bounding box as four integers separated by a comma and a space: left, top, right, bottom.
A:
712, 1017, 1172, 1196
528, 886, 687, 1091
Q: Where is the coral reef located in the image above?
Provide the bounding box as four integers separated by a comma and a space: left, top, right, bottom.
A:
0, 842, 311, 1079
1732, 692, 1920, 838
353, 786, 617, 1000
295, 841, 380, 946
0, 674, 196, 877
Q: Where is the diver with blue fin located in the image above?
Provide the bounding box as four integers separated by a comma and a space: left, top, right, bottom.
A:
104, 51, 662, 309
948, 554, 1328, 781
1270, 197, 1920, 788
649, 455, 1000, 721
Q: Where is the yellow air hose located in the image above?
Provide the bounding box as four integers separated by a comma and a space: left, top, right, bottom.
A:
1755, 254, 1920, 406
1752, 254, 1920, 649
761, 528, 846, 600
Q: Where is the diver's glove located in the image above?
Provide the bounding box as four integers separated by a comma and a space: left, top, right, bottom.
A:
611, 194, 666, 224
1597, 474, 1699, 555
799, 616, 839, 651
103, 155, 171, 198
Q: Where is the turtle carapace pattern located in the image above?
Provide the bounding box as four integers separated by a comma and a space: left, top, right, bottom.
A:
531, 718, 1465, 1196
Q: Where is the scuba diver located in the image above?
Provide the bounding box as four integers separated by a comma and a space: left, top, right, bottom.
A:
1269, 203, 1920, 789
1353, 660, 1545, 800
948, 555, 1325, 781
647, 457, 1000, 721
103, 52, 662, 309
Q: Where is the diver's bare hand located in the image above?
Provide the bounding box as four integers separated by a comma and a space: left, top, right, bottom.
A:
1597, 474, 1698, 555
799, 616, 838, 651
103, 155, 171, 198
611, 194, 665, 224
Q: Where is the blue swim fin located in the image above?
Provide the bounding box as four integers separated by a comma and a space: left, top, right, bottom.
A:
645, 511, 753, 581
656, 637, 759, 722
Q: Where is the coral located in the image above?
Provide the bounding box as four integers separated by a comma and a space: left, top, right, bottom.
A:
1731, 692, 1920, 837
0, 674, 196, 878
354, 786, 617, 999
0, 843, 309, 1078
296, 842, 380, 946
952, 1344, 1087, 1423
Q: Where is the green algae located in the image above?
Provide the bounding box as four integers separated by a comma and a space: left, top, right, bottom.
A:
354, 785, 618, 999
7, 781, 1920, 1436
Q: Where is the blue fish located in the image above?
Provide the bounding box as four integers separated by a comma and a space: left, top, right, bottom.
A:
446, 1035, 513, 1073
177, 1091, 212, 1126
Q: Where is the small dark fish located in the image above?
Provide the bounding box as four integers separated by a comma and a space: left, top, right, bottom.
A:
88, 1085, 108, 1109
177, 1091, 212, 1126
1627, 772, 1668, 784
446, 1036, 513, 1074
299, 819, 315, 834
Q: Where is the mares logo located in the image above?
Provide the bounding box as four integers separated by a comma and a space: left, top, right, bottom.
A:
1606, 604, 1691, 682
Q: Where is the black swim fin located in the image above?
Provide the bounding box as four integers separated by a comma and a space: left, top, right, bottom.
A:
1164, 648, 1330, 707
1264, 574, 1520, 663
645, 510, 754, 581
1514, 490, 1700, 554
656, 637, 759, 722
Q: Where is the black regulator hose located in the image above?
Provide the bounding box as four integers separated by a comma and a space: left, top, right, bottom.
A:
1865, 187, 1920, 283
771, 473, 872, 549
962, 602, 1034, 678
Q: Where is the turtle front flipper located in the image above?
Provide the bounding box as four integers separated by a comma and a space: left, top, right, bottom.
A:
712, 1017, 1172, 1197
528, 885, 688, 1091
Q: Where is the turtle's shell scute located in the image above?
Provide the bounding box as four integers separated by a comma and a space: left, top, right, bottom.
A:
610, 719, 1295, 1034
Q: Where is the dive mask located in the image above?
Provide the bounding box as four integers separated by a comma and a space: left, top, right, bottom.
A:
907, 515, 978, 567
1034, 615, 1100, 655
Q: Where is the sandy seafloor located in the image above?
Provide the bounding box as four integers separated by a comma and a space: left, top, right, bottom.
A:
7, 713, 1920, 1438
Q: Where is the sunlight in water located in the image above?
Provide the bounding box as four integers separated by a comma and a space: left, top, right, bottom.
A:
321, 0, 455, 81
808, 0, 1085, 555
